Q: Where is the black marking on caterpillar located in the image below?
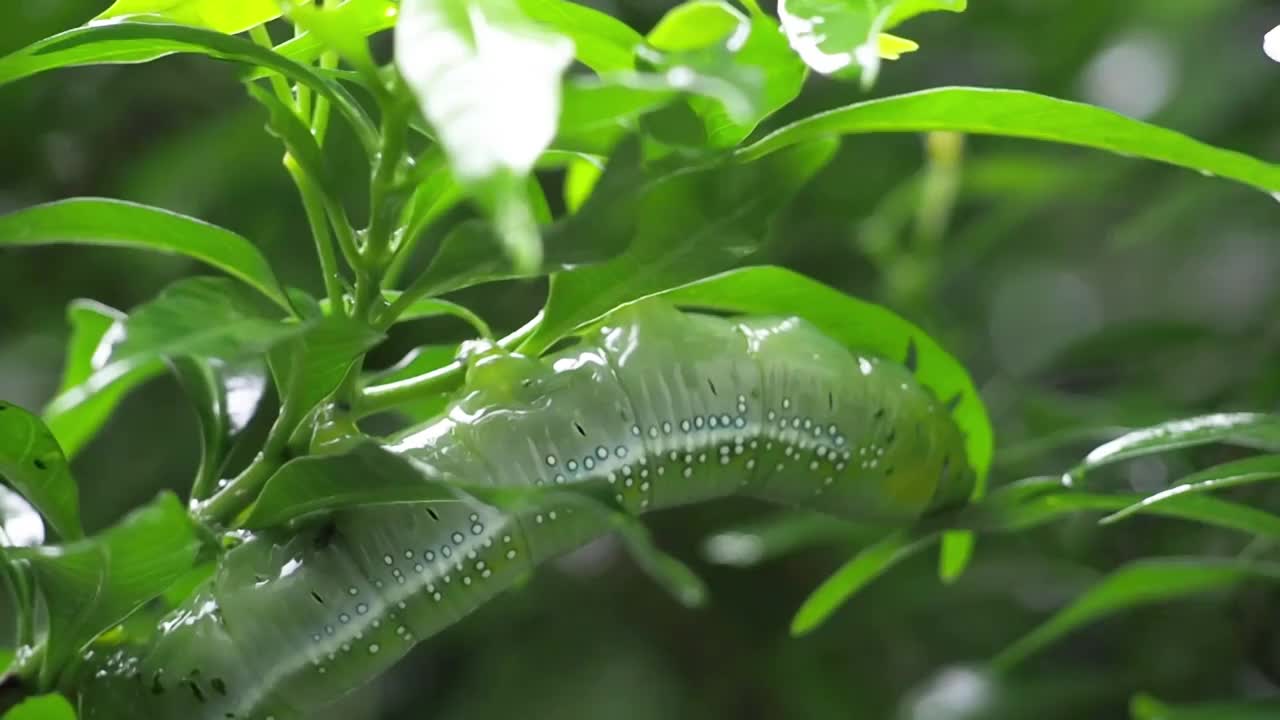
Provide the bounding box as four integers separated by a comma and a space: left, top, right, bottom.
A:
904, 338, 918, 373
73, 301, 976, 720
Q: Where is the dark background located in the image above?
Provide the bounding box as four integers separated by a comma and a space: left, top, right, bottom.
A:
3, 1, 1280, 717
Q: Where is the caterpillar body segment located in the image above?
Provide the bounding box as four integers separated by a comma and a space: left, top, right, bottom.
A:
74, 302, 973, 719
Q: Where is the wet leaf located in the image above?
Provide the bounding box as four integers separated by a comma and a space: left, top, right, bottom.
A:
1100, 454, 1280, 525
14, 493, 199, 685
0, 402, 82, 540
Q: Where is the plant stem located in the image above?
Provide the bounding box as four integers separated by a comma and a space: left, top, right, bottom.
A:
312, 51, 337, 145
292, 23, 311, 119
248, 26, 294, 107
355, 313, 542, 417
354, 94, 412, 320
195, 404, 301, 527
286, 155, 345, 307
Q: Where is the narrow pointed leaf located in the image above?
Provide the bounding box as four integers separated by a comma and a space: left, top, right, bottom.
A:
791, 529, 939, 636
1131, 693, 1280, 720
0, 402, 82, 541
991, 559, 1280, 672
0, 199, 285, 307
740, 88, 1280, 194
1101, 454, 1280, 524
961, 477, 1280, 540
1069, 414, 1280, 483
0, 22, 376, 151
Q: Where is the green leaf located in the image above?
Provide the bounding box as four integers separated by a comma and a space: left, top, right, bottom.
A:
776, 0, 962, 85
938, 530, 974, 584
1100, 454, 1280, 525
740, 87, 1280, 195
520, 139, 838, 355
170, 357, 268, 500
396, 0, 574, 273
43, 300, 164, 459
270, 317, 384, 420
648, 1, 742, 50
646, 3, 807, 147
239, 443, 463, 529
0, 402, 82, 541
1068, 414, 1280, 483
397, 139, 648, 298
961, 477, 1280, 540
0, 483, 45, 548
881, 0, 966, 28
0, 199, 285, 307
117, 277, 295, 358
1130, 694, 1280, 720
643, 265, 994, 492
1, 694, 77, 720
95, 0, 283, 33
13, 492, 199, 685
990, 558, 1280, 672
257, 0, 398, 75
556, 80, 672, 155
282, 1, 378, 78
516, 0, 642, 73
0, 22, 376, 152
790, 529, 939, 636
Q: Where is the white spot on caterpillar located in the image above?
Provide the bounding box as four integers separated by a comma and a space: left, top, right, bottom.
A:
567, 460, 578, 471
546, 455, 557, 466
369, 643, 381, 654
596, 446, 609, 459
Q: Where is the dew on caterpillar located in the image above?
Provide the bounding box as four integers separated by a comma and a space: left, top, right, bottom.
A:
74, 301, 975, 720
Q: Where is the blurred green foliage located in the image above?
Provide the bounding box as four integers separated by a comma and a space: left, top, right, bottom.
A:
2, 0, 1280, 718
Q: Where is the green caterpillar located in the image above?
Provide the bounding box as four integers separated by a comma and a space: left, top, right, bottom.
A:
74, 301, 975, 719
